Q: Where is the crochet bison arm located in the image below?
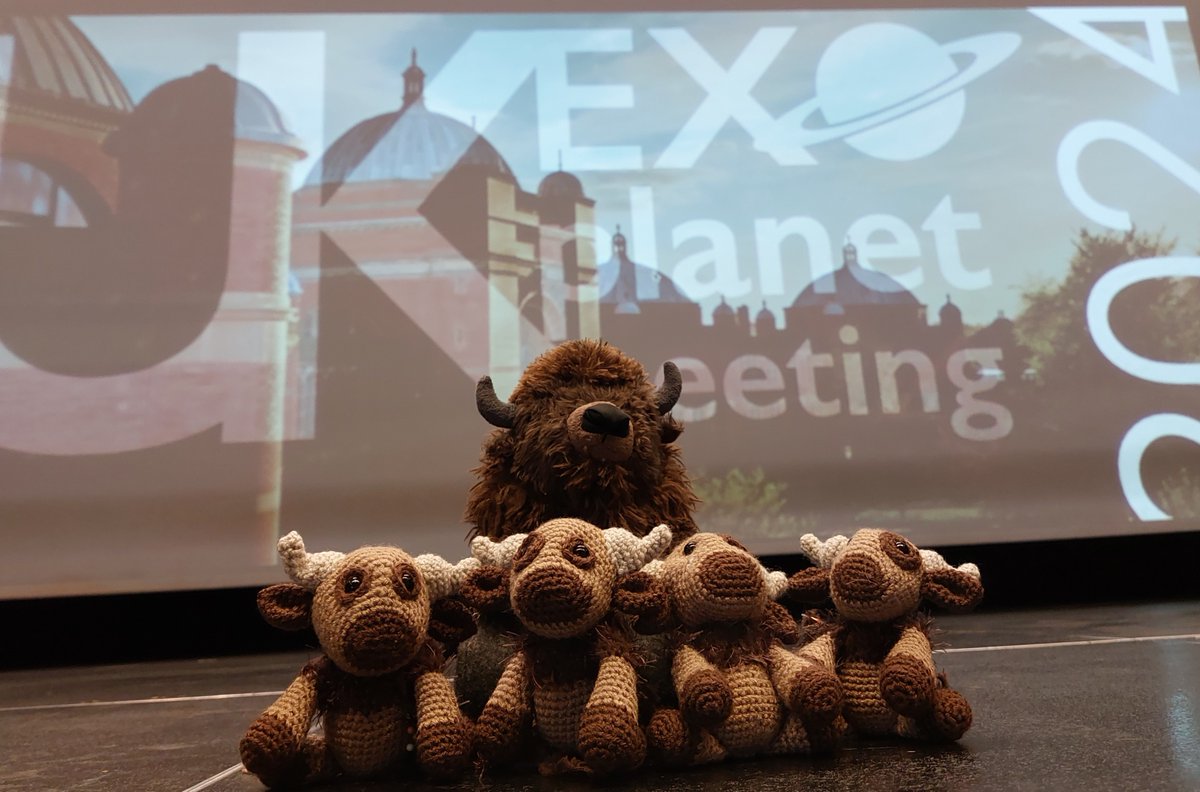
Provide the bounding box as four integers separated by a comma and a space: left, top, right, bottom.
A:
239, 660, 328, 788
672, 645, 733, 728
576, 654, 648, 774
475, 648, 532, 765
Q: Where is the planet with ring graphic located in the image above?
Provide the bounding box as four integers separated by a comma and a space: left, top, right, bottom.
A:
756, 23, 1021, 163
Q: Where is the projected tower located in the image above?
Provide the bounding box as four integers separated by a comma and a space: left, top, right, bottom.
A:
291, 50, 599, 397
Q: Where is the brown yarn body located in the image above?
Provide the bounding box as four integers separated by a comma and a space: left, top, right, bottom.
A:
644, 534, 829, 766
785, 529, 984, 745
241, 547, 475, 788
470, 519, 668, 776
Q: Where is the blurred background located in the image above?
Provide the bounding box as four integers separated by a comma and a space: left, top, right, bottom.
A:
1, 0, 1197, 664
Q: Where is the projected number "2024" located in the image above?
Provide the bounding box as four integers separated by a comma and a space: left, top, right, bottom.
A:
1050, 4, 1200, 522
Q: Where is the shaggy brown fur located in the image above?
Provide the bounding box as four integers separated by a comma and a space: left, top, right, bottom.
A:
465, 340, 698, 541
642, 534, 837, 766
784, 529, 984, 744
239, 546, 475, 788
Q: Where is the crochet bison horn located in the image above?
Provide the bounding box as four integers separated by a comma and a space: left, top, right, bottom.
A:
655, 361, 683, 415
476, 375, 516, 429
797, 533, 850, 569
603, 523, 673, 576
415, 553, 481, 601
277, 531, 346, 590
919, 548, 981, 580
469, 533, 528, 568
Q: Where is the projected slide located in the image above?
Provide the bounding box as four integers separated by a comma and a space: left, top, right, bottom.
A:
0, 4, 1198, 597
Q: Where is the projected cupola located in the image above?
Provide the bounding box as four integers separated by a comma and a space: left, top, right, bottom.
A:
402, 48, 425, 108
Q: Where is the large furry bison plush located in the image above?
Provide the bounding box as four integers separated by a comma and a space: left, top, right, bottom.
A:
466, 339, 699, 541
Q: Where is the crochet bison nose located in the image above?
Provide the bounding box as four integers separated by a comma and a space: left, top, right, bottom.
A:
580, 403, 631, 438
831, 554, 886, 602
698, 551, 763, 601
514, 566, 593, 627
342, 610, 418, 671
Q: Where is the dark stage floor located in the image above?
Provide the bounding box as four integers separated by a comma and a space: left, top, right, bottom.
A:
2, 601, 1198, 792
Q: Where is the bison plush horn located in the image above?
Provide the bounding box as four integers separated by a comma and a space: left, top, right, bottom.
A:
603, 523, 673, 576
920, 548, 981, 580
277, 531, 346, 590
476, 376, 517, 429
470, 533, 527, 568
415, 554, 481, 601
765, 570, 790, 600
798, 533, 849, 569
654, 361, 683, 415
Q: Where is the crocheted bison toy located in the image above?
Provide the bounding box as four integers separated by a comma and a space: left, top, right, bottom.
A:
461, 518, 672, 776
785, 529, 984, 743
467, 339, 698, 541
642, 533, 842, 765
239, 533, 478, 788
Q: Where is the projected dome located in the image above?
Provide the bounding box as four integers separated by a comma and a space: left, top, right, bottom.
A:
538, 169, 583, 200
791, 241, 918, 310
0, 16, 133, 112
105, 64, 301, 151
304, 50, 512, 187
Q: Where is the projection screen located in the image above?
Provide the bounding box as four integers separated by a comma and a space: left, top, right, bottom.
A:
1, 1, 1198, 597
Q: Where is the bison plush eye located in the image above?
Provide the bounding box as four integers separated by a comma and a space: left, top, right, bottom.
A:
879, 532, 921, 571
683, 541, 696, 555
565, 539, 596, 569
343, 572, 364, 594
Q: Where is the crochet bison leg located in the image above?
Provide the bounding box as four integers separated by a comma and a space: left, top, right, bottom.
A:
647, 708, 727, 767
414, 671, 474, 780
672, 645, 733, 728
475, 649, 531, 765
881, 625, 973, 742
578, 655, 647, 774
879, 625, 937, 717
240, 668, 333, 788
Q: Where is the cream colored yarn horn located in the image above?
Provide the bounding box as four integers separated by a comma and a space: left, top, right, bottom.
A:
919, 548, 981, 580
604, 524, 673, 576
415, 554, 482, 601
469, 533, 527, 569
798, 533, 849, 569
277, 531, 346, 590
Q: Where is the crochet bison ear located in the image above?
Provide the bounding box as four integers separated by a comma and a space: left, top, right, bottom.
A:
785, 567, 831, 605
459, 565, 512, 615
613, 571, 673, 634
921, 567, 984, 613
257, 583, 313, 631
428, 596, 477, 651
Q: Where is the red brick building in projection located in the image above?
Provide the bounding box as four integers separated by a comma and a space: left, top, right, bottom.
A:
0, 15, 309, 592
290, 51, 602, 402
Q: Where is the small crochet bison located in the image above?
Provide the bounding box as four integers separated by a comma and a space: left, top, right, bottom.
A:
467, 339, 698, 541
785, 529, 984, 743
461, 518, 672, 776
642, 533, 842, 765
239, 533, 478, 788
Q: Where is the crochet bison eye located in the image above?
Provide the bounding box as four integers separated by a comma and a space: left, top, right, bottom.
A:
683, 541, 696, 555
879, 531, 921, 570
573, 543, 589, 557
400, 571, 416, 592
343, 572, 363, 594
